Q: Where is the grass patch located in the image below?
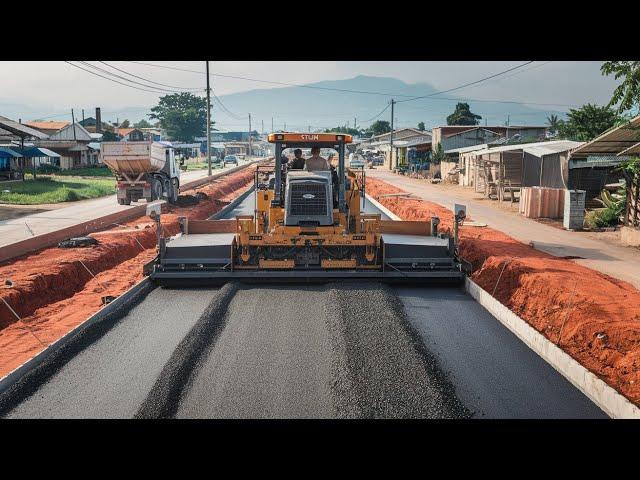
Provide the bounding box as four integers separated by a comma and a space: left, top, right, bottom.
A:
0, 175, 116, 205
183, 162, 222, 171
54, 167, 115, 177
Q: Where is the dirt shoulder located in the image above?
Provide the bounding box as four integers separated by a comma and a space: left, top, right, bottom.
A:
366, 176, 640, 407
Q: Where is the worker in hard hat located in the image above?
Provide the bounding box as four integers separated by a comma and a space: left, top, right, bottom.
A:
305, 147, 330, 171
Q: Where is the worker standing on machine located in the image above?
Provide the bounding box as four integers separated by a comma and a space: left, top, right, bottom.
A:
305, 146, 330, 171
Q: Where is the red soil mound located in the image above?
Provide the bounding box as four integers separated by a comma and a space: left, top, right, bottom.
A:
367, 176, 640, 406
0, 167, 256, 377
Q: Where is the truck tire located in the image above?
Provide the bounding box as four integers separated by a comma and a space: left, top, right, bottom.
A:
167, 179, 178, 204
118, 197, 131, 206
151, 178, 163, 201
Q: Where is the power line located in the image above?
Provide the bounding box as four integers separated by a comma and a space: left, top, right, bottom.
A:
396, 61, 535, 103
77, 61, 199, 94
363, 102, 392, 122
124, 61, 419, 98
64, 61, 177, 94
98, 61, 203, 91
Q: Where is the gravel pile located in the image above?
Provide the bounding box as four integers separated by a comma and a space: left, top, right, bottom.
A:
325, 282, 470, 419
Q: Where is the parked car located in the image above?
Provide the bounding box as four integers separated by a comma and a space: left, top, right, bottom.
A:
223, 155, 238, 166
349, 154, 366, 169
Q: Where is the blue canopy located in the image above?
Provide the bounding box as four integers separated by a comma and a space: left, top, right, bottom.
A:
20, 147, 61, 158
0, 147, 23, 158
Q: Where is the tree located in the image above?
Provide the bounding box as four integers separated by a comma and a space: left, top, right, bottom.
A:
557, 103, 622, 142
446, 103, 482, 126
417, 122, 426, 131
366, 120, 391, 137
601, 61, 640, 114
120, 119, 130, 128
102, 130, 118, 141
431, 143, 446, 164
546, 114, 561, 135
134, 119, 153, 129
149, 92, 209, 141
324, 125, 361, 136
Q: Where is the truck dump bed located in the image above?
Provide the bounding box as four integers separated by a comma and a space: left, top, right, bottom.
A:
102, 141, 167, 176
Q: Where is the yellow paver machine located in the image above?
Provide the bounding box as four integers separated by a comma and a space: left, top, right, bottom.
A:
147, 133, 465, 285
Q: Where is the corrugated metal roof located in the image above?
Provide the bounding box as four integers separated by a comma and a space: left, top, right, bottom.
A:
0, 116, 50, 139
24, 120, 70, 131
473, 140, 583, 157
445, 144, 489, 154
569, 116, 640, 158
21, 147, 61, 158
87, 142, 101, 150
569, 155, 629, 169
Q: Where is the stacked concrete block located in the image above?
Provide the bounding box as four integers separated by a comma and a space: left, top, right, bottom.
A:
563, 189, 586, 230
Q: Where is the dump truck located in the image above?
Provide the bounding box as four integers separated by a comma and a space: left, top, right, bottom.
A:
145, 133, 465, 285
102, 141, 180, 205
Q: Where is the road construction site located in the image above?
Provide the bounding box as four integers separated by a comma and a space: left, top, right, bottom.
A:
0, 187, 606, 418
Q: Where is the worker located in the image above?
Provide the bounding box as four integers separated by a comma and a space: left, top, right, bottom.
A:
305, 146, 330, 171
288, 148, 306, 169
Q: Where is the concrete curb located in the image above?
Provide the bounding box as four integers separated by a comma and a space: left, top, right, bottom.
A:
465, 277, 640, 419
0, 277, 154, 396
0, 161, 261, 264
364, 193, 401, 221
209, 186, 255, 220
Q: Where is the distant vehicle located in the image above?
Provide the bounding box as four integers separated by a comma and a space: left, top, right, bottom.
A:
102, 141, 180, 205
349, 154, 366, 169
371, 155, 384, 166
223, 155, 239, 166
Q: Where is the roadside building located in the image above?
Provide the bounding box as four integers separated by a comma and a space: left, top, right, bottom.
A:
569, 116, 640, 223
35, 122, 94, 169
0, 115, 50, 178
431, 125, 548, 152
23, 120, 70, 136
465, 140, 583, 201
0, 147, 25, 180
116, 127, 144, 141
361, 128, 432, 170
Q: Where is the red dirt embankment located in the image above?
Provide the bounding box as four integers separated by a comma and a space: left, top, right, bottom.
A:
367, 176, 640, 406
0, 167, 256, 377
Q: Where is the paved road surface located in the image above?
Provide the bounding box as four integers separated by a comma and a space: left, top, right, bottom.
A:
368, 169, 640, 289
0, 161, 252, 249
1, 189, 605, 419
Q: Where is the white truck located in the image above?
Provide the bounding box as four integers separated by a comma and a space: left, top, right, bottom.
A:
101, 141, 180, 205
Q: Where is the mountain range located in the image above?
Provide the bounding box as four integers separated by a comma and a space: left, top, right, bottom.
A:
1, 75, 564, 132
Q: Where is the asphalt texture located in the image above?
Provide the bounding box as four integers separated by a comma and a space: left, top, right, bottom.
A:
5, 287, 218, 419
0, 188, 606, 418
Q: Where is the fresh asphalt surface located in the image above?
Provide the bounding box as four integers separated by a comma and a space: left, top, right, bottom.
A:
2, 188, 605, 418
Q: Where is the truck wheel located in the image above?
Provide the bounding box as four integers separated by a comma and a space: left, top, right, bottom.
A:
119, 197, 131, 206
151, 178, 163, 201
168, 179, 179, 204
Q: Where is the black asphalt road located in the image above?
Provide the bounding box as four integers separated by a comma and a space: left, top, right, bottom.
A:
0, 189, 605, 418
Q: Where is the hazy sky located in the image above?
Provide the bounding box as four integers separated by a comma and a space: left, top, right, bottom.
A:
0, 61, 619, 120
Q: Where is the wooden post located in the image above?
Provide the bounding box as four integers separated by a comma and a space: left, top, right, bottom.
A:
634, 176, 639, 227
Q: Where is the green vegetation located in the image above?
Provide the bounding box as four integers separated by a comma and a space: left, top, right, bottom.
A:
0, 175, 115, 205
446, 102, 482, 126
183, 162, 220, 171
417, 122, 425, 131
150, 92, 212, 141
546, 114, 561, 135
36, 165, 114, 177
556, 103, 622, 141
134, 119, 153, 128
584, 188, 626, 228
601, 61, 640, 114
325, 125, 362, 136
365, 120, 391, 137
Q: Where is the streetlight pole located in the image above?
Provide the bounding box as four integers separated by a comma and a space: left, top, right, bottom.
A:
389, 99, 395, 170
206, 61, 212, 176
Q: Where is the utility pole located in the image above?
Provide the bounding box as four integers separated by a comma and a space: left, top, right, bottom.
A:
271, 117, 274, 133
389, 99, 395, 170
82, 109, 85, 125
206, 61, 212, 176
261, 119, 264, 135
248, 113, 252, 159
71, 109, 77, 175
354, 117, 356, 130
